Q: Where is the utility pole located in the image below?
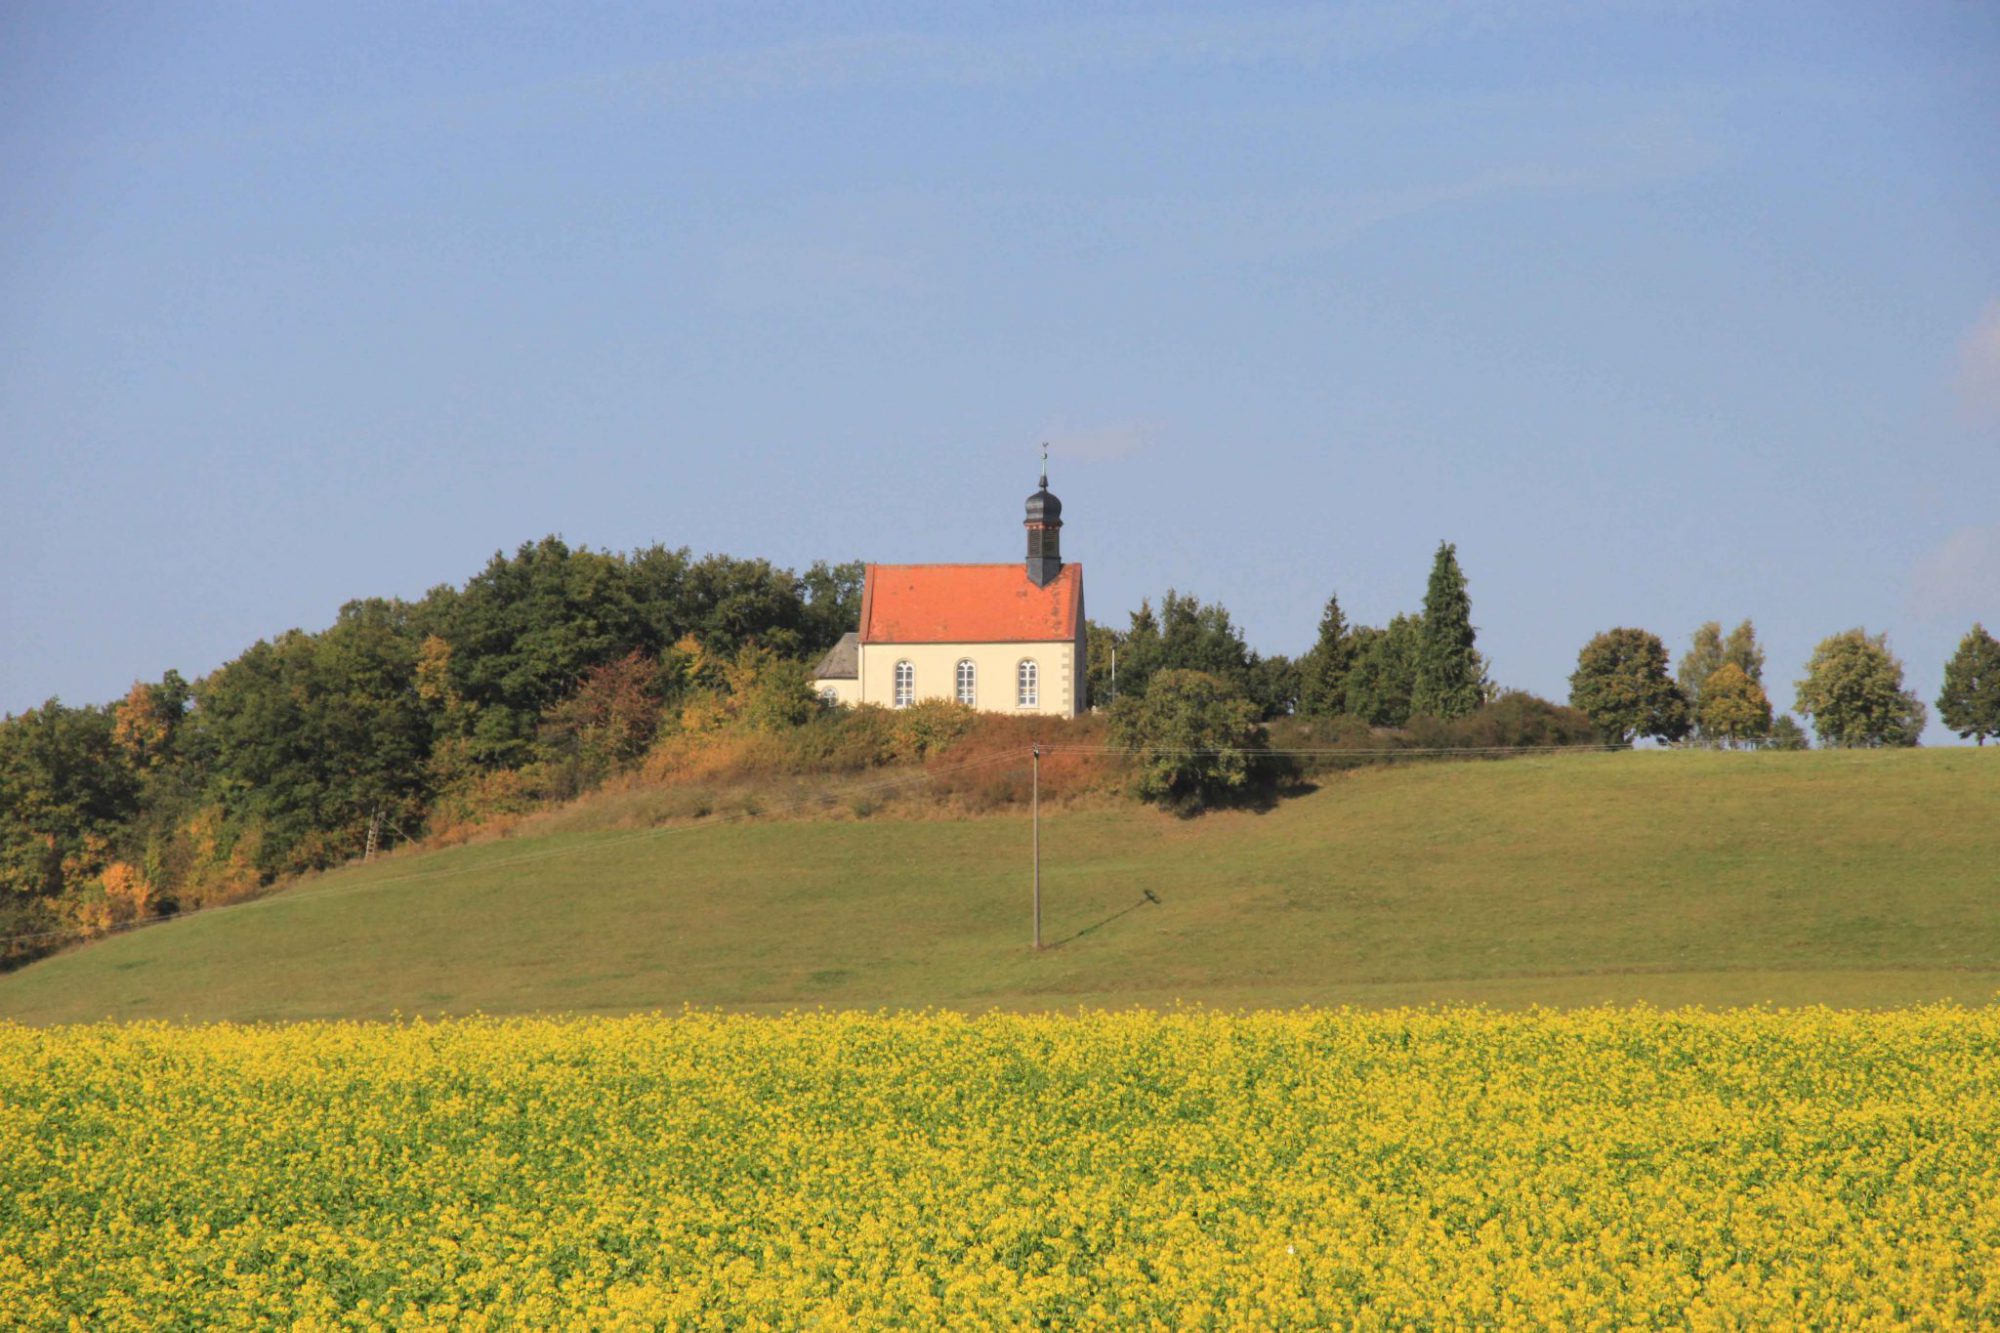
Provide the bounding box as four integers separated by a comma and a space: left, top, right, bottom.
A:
1031, 743, 1041, 951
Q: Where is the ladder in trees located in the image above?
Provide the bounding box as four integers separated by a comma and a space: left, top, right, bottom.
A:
364, 809, 383, 862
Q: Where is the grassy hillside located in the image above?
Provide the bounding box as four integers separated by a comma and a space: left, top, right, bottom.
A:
1, 749, 1995, 1022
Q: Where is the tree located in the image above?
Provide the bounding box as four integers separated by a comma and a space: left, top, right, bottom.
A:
1679, 620, 1765, 745
1110, 670, 1270, 813
1568, 628, 1691, 746
799, 559, 865, 656
1084, 621, 1120, 708
1412, 542, 1480, 720
1344, 615, 1422, 727
1296, 591, 1355, 719
1722, 620, 1766, 683
1765, 714, 1810, 750
1245, 653, 1299, 720
1795, 629, 1926, 748
1936, 623, 2000, 745
1698, 662, 1771, 747
1116, 601, 1165, 701
1111, 590, 1256, 703
1158, 590, 1252, 680
536, 650, 666, 798
1677, 621, 1725, 705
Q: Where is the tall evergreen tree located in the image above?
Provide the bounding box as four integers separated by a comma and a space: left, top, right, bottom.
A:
1412, 542, 1480, 720
1937, 623, 2000, 745
1296, 591, 1355, 718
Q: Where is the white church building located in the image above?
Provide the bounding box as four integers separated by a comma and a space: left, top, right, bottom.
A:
811, 468, 1087, 717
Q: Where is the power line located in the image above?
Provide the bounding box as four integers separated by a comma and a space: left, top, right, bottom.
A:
1037, 743, 1627, 757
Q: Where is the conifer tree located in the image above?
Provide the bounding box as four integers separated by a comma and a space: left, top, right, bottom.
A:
1412, 542, 1480, 720
1937, 623, 2000, 745
1297, 591, 1355, 718
1344, 616, 1423, 727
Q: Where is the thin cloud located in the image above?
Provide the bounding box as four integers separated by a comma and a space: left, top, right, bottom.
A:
1040, 421, 1154, 465
1909, 524, 2000, 624
571, 1, 1602, 109
1957, 301, 2000, 425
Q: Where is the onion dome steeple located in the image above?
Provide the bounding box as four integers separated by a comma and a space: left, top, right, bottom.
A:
1024, 444, 1063, 587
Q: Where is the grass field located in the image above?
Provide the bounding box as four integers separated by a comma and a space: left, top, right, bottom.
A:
0, 749, 1995, 1022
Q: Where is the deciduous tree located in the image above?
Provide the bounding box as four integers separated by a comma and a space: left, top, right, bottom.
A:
1568, 628, 1691, 746
1110, 669, 1270, 813
1698, 662, 1771, 747
1795, 629, 1925, 747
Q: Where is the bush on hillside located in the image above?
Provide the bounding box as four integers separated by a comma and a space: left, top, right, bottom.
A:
1111, 669, 1279, 814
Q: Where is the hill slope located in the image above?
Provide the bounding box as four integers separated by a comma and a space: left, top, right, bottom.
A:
2, 750, 1995, 1022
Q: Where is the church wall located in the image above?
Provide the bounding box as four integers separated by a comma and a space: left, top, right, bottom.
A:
856, 641, 1080, 717
815, 676, 862, 708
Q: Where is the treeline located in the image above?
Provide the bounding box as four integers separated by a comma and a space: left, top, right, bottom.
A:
1088, 542, 1503, 728
1567, 621, 2000, 750
0, 538, 862, 961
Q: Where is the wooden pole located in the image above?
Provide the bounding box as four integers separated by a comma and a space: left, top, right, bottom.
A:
1031, 744, 1041, 951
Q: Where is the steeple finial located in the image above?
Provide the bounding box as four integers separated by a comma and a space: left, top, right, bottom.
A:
1039, 441, 1049, 489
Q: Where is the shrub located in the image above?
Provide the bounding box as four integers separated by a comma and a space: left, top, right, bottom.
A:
1111, 670, 1275, 814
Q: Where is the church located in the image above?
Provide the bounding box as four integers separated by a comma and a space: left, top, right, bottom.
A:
811, 465, 1087, 717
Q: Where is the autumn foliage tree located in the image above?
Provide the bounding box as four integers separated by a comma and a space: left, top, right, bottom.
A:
1698, 663, 1772, 747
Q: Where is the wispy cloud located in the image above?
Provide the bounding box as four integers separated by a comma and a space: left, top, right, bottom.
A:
1038, 420, 1156, 465
1910, 524, 2000, 623
570, 1, 1605, 108
1957, 301, 2000, 425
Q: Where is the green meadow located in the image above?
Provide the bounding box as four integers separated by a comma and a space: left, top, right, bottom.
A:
2, 749, 1994, 1023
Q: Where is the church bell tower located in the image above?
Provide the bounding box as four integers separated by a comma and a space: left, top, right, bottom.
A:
1024, 448, 1063, 587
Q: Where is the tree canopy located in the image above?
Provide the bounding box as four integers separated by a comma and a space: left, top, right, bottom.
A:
1794, 629, 1925, 748
1110, 669, 1271, 813
1698, 662, 1772, 747
1568, 628, 1691, 746
1936, 623, 2000, 745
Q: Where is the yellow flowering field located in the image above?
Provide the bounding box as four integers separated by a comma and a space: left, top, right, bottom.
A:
3, 1008, 1997, 1330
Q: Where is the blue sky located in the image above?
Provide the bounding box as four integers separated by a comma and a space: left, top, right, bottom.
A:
3, 2, 1996, 737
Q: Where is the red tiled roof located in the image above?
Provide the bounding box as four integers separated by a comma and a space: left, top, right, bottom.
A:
860, 563, 1082, 644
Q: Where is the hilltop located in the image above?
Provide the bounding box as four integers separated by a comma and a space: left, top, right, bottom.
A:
1, 748, 1994, 1024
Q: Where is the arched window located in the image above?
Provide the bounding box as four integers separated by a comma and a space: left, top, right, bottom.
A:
819, 686, 839, 706
955, 659, 977, 706
894, 660, 915, 708
1017, 659, 1038, 708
